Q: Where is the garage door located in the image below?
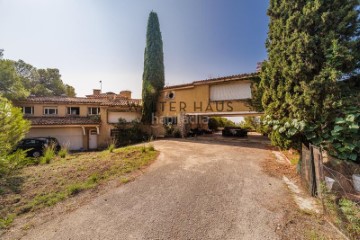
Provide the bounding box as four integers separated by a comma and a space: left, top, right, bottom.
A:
26, 128, 83, 150
108, 112, 140, 123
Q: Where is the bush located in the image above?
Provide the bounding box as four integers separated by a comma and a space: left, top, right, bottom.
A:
58, 148, 68, 158
148, 144, 155, 151
107, 143, 115, 153
208, 117, 235, 131
240, 116, 261, 132
0, 97, 30, 177
40, 145, 56, 164
164, 123, 175, 137
114, 119, 149, 147
174, 129, 181, 138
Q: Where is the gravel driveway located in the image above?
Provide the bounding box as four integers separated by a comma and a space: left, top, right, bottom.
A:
23, 139, 291, 240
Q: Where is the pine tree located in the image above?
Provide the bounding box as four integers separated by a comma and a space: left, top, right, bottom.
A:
260, 0, 359, 149
141, 11, 165, 124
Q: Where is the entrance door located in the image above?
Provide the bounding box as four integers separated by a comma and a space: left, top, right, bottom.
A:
89, 129, 98, 149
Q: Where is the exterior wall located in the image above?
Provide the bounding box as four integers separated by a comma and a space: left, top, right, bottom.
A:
16, 103, 142, 150
21, 103, 100, 117
157, 80, 252, 118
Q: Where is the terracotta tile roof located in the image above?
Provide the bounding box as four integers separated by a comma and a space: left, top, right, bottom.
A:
17, 96, 141, 107
163, 72, 258, 90
25, 116, 101, 125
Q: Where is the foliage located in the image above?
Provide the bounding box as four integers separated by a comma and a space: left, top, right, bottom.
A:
323, 187, 360, 239
248, 75, 264, 112
339, 198, 360, 236
0, 60, 29, 100
114, 118, 149, 146
260, 0, 359, 157
0, 97, 30, 177
148, 144, 155, 151
240, 117, 261, 132
65, 84, 76, 97
174, 129, 182, 138
58, 147, 68, 158
164, 123, 175, 137
107, 143, 115, 153
208, 117, 235, 131
263, 102, 360, 161
141, 11, 165, 124
0, 214, 15, 229
0, 56, 76, 100
40, 145, 56, 164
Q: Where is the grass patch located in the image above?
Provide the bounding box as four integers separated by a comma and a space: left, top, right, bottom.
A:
322, 187, 360, 239
120, 177, 131, 184
281, 149, 300, 165
0, 214, 15, 229
305, 229, 327, 240
40, 145, 56, 164
107, 143, 116, 153
0, 145, 158, 230
58, 148, 68, 158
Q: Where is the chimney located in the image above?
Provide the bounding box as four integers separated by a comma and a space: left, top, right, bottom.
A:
120, 90, 132, 99
93, 89, 101, 95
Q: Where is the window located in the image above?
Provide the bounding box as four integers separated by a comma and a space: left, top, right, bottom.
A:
163, 116, 177, 125
210, 82, 252, 101
44, 107, 58, 115
22, 106, 34, 115
67, 107, 80, 115
88, 107, 100, 115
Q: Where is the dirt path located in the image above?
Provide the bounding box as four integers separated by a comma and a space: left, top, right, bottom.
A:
9, 139, 341, 239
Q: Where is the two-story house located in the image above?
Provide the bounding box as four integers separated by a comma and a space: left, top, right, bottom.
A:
14, 90, 141, 150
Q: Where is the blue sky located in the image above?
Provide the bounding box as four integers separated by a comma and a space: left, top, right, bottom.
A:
0, 0, 269, 98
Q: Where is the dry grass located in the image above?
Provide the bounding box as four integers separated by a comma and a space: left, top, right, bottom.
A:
261, 155, 344, 240
0, 145, 158, 230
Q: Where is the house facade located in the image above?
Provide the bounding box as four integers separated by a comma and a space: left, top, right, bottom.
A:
14, 90, 141, 150
153, 73, 261, 135
14, 73, 262, 147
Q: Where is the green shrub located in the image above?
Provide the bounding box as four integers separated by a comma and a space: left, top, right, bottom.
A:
240, 116, 261, 132
0, 97, 30, 177
0, 214, 15, 229
148, 144, 155, 151
164, 123, 175, 137
208, 117, 235, 131
58, 147, 68, 158
67, 184, 85, 196
114, 119, 149, 146
40, 145, 56, 164
108, 143, 115, 153
174, 129, 181, 138
339, 198, 360, 237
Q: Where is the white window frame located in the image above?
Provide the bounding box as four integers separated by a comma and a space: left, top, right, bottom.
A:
43, 107, 58, 115
67, 107, 80, 115
88, 107, 100, 115
22, 106, 34, 115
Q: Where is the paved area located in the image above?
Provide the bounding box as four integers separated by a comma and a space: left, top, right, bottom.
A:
23, 139, 291, 240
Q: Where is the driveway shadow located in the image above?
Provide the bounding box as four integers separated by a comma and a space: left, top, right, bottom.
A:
155, 134, 275, 151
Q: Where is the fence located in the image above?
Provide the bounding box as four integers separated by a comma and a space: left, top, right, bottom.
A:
300, 144, 325, 197
300, 144, 360, 239
300, 144, 360, 198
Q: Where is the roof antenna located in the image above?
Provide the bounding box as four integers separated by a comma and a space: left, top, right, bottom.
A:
99, 80, 102, 92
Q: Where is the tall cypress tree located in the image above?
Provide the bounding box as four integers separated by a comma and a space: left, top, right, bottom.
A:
260, 0, 359, 149
141, 11, 165, 124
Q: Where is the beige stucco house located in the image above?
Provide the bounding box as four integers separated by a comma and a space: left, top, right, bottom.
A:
14, 90, 141, 150
14, 73, 262, 147
154, 72, 261, 135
